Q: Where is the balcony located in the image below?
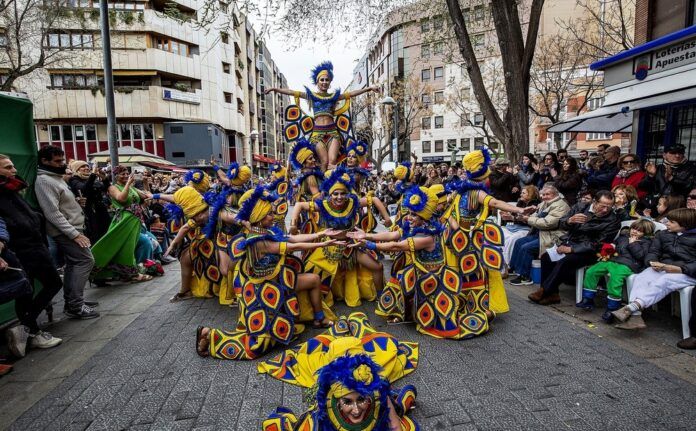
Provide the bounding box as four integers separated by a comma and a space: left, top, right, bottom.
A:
33, 86, 202, 121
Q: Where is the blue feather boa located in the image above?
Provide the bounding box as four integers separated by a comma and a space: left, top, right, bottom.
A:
164, 203, 184, 222
401, 220, 444, 239
293, 168, 324, 190
240, 226, 287, 249
202, 187, 232, 239
445, 177, 489, 194
315, 195, 359, 229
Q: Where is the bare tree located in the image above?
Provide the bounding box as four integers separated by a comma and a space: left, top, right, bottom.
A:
0, 0, 80, 91
529, 34, 602, 149
558, 0, 635, 62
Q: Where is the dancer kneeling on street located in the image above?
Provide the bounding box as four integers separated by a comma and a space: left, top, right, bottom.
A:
612, 208, 696, 330
196, 185, 340, 360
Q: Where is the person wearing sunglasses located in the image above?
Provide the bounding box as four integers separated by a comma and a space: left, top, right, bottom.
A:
687, 188, 696, 210
611, 153, 648, 200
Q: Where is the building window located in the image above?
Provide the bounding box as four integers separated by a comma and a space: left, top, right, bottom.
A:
117, 123, 155, 146
0, 31, 8, 48
422, 141, 431, 153
474, 137, 484, 149
433, 66, 444, 80
434, 116, 444, 129
474, 5, 485, 21
433, 42, 444, 55
473, 112, 484, 126
224, 92, 232, 103
421, 69, 430, 81
434, 91, 444, 104
587, 97, 605, 111
460, 138, 470, 150
46, 31, 94, 49
220, 32, 229, 44
432, 15, 443, 31
420, 19, 430, 33
421, 117, 431, 130
50, 73, 98, 88
154, 36, 190, 56
222, 62, 231, 73
421, 93, 431, 108
420, 44, 430, 58
434, 140, 444, 152
586, 132, 613, 140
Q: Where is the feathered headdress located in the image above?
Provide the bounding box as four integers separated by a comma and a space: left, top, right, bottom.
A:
315, 354, 391, 430
235, 184, 276, 224
310, 61, 334, 84
289, 138, 316, 171
321, 166, 355, 195
402, 185, 438, 221
393, 161, 414, 182
462, 147, 492, 181
226, 162, 252, 186
183, 169, 210, 194
346, 139, 368, 160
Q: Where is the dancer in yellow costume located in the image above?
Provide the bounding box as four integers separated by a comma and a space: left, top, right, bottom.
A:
291, 167, 385, 307
195, 186, 339, 360
265, 61, 379, 171
201, 162, 253, 305
343, 140, 392, 233
442, 149, 535, 329
259, 312, 420, 431
289, 138, 324, 237
391, 157, 418, 230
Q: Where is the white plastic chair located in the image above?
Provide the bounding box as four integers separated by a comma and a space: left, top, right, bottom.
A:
574, 220, 666, 305
626, 275, 693, 339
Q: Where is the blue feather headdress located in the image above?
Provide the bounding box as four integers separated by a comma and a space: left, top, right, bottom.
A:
289, 138, 316, 171
320, 166, 356, 195
184, 169, 205, 185
164, 202, 184, 222
314, 354, 391, 430
346, 139, 368, 158
466, 146, 492, 181
402, 185, 428, 214
445, 177, 489, 194
310, 60, 334, 84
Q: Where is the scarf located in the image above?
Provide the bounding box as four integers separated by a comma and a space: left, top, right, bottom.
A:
0, 175, 28, 192
38, 163, 67, 176
76, 172, 91, 180
616, 167, 640, 178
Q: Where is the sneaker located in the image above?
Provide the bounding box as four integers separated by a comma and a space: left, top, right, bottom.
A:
575, 298, 594, 310
161, 255, 177, 264
611, 306, 632, 323
615, 314, 647, 330
6, 325, 29, 358
510, 276, 533, 286
676, 337, 696, 350
64, 304, 100, 320
29, 331, 62, 349
84, 300, 99, 307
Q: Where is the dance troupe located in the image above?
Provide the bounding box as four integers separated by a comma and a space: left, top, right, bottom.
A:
161, 62, 532, 431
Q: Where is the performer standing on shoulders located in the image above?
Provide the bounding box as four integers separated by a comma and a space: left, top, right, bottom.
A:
265, 61, 379, 170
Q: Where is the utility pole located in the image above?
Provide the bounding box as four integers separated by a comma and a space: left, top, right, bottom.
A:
99, 0, 119, 179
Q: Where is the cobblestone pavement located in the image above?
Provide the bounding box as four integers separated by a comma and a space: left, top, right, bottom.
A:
8, 270, 696, 430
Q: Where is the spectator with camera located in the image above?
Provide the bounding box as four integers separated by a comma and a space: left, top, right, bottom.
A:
67, 160, 111, 244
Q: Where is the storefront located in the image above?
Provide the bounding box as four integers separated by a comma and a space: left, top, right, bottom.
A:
549, 25, 696, 162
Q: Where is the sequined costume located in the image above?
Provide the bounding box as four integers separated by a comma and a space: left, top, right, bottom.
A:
260, 312, 420, 431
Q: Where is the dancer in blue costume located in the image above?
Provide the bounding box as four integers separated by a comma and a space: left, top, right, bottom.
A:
265, 61, 379, 171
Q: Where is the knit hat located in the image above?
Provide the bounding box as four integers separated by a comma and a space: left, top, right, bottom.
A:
403, 185, 438, 220
237, 186, 274, 224
173, 186, 208, 218
69, 160, 88, 173
462, 148, 491, 181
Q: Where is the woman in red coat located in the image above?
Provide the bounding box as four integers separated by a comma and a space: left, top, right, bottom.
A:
612, 153, 647, 199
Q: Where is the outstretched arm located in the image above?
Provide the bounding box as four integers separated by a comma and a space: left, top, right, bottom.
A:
347, 227, 400, 242
352, 235, 433, 252
479, 190, 532, 215
164, 223, 191, 256
261, 238, 340, 254
342, 85, 379, 99
290, 201, 311, 233
265, 87, 307, 99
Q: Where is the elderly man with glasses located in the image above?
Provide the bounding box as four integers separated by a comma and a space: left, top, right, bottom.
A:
529, 190, 620, 306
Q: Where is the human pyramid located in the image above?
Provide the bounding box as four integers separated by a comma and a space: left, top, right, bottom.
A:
161, 62, 534, 431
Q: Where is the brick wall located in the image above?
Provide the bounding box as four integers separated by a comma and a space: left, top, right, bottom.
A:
635, 0, 650, 45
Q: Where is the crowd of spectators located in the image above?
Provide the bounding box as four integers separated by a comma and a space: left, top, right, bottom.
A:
0, 146, 182, 374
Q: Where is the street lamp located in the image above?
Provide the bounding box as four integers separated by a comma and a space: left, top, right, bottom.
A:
381, 96, 399, 162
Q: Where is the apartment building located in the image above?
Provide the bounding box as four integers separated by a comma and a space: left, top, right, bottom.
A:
12, 1, 287, 171
550, 0, 696, 162
351, 0, 603, 165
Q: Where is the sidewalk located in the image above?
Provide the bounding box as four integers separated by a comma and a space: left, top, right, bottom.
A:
0, 266, 180, 428
4, 265, 696, 430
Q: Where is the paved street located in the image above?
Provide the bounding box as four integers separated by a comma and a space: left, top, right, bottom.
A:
3, 261, 696, 430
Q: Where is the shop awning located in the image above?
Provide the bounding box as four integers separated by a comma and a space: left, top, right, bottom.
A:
547, 86, 696, 134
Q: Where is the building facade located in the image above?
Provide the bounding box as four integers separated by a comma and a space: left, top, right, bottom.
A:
8, 1, 288, 171
351, 0, 587, 166
550, 0, 696, 162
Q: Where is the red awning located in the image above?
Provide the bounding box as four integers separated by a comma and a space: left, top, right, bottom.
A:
253, 154, 279, 164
